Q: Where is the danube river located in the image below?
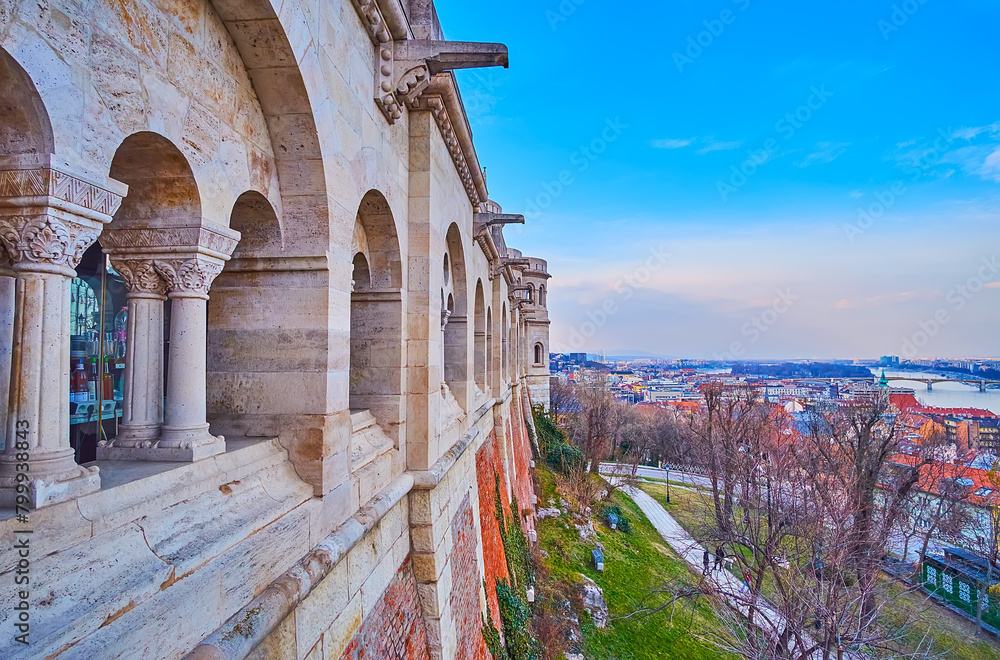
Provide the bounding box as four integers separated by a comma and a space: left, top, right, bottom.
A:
868, 368, 1000, 415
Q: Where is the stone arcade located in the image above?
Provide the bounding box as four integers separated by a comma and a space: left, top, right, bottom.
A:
0, 1, 550, 658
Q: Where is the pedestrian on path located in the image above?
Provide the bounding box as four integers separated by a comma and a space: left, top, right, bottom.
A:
715, 544, 725, 570
741, 569, 752, 594
703, 548, 710, 573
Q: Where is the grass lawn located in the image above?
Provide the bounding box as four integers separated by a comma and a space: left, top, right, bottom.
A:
639, 483, 1000, 660
534, 467, 737, 660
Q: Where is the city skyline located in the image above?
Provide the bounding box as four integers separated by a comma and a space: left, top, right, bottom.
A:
437, 0, 1000, 360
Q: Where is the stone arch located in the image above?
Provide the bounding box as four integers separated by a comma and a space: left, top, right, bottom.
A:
0, 48, 53, 161
501, 302, 509, 384
534, 342, 545, 366
210, 0, 330, 254
350, 190, 403, 442
527, 283, 536, 304
0, 45, 55, 454
538, 284, 546, 307
474, 279, 486, 393
228, 191, 283, 258
486, 306, 494, 396
444, 223, 470, 409
107, 131, 201, 228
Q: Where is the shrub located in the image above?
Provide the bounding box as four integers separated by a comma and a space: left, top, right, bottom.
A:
546, 443, 585, 475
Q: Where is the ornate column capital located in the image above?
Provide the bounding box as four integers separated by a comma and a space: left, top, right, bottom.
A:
154, 256, 224, 298
110, 257, 169, 297
0, 212, 104, 276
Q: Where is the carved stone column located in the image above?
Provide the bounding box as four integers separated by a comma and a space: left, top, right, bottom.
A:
0, 210, 111, 507
96, 222, 238, 463
155, 256, 225, 460
0, 257, 14, 452
96, 259, 168, 456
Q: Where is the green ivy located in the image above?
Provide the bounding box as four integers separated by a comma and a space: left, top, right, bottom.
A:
496, 578, 538, 660
481, 584, 509, 660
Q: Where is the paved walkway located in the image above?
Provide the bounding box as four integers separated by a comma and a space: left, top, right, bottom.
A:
613, 481, 839, 659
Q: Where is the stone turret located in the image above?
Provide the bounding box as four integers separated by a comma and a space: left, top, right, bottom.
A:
521, 257, 551, 408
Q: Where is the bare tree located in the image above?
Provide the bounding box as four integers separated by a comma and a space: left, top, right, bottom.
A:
570, 370, 630, 475
969, 464, 1000, 634
549, 377, 576, 427
679, 388, 943, 659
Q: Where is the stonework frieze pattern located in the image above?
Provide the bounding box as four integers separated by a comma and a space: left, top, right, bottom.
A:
0, 168, 123, 217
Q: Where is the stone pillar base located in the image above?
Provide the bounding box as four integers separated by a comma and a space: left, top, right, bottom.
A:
98, 426, 225, 462
0, 464, 101, 509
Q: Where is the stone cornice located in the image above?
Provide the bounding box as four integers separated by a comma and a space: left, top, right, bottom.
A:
413, 73, 489, 207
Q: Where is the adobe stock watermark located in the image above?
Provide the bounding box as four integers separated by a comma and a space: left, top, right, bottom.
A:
714, 288, 799, 360
558, 245, 672, 351
546, 0, 588, 30
878, 0, 932, 41
523, 117, 628, 219
900, 255, 1000, 358
717, 85, 834, 201
842, 127, 956, 243
673, 0, 753, 73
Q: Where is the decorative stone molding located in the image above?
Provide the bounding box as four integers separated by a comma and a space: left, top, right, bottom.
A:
154, 257, 225, 297
349, 0, 507, 130
0, 167, 124, 217
99, 224, 240, 261
111, 258, 169, 296
0, 213, 102, 273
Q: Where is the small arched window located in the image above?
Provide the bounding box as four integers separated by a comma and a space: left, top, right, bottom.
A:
534, 343, 544, 365
538, 284, 546, 307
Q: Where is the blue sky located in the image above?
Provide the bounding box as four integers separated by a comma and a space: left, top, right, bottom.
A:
435, 0, 1000, 360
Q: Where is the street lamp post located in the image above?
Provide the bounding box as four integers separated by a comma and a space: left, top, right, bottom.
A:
665, 463, 671, 503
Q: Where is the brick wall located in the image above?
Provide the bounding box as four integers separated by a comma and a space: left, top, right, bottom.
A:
509, 395, 535, 517
450, 494, 487, 660
338, 558, 430, 660
475, 429, 510, 625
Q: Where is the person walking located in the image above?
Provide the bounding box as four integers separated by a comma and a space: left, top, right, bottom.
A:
715, 544, 725, 570
703, 548, 711, 574
741, 569, 752, 594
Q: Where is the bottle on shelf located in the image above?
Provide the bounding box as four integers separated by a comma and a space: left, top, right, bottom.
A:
114, 306, 127, 358
71, 359, 89, 403
102, 358, 114, 401
87, 358, 97, 401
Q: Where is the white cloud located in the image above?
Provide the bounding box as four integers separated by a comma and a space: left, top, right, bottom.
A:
696, 139, 744, 154
796, 141, 851, 168
651, 138, 694, 149
650, 137, 743, 154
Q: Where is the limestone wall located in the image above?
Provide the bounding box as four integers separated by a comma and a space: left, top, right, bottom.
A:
0, 0, 550, 658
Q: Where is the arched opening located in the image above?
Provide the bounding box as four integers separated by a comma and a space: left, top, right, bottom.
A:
350, 191, 404, 443
443, 224, 470, 410
527, 283, 536, 305
0, 49, 54, 160
534, 343, 545, 366
474, 280, 486, 394
207, 192, 292, 442
538, 284, 546, 307
486, 307, 494, 396
501, 303, 509, 384
96, 132, 225, 461
0, 48, 55, 455
109, 132, 201, 228
228, 191, 283, 258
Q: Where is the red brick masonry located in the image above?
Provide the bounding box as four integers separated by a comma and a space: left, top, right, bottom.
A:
475, 429, 510, 626
338, 558, 430, 660
450, 494, 487, 660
